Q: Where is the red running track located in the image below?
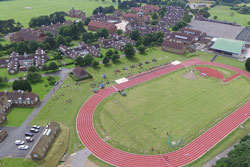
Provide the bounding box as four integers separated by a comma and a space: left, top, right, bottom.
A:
195, 66, 224, 80
76, 59, 250, 167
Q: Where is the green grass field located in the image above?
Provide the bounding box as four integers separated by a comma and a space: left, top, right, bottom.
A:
93, 68, 250, 155
2, 76, 59, 126
209, 5, 250, 26
0, 0, 117, 27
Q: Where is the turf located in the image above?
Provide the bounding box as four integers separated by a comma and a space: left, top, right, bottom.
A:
2, 76, 59, 127
0, 0, 117, 27
93, 68, 250, 155
0, 68, 26, 80
209, 5, 250, 26
0, 158, 38, 167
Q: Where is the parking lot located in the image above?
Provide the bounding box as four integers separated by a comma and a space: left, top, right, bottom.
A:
0, 126, 44, 158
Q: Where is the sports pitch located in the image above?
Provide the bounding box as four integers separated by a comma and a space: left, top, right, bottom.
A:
93, 67, 250, 155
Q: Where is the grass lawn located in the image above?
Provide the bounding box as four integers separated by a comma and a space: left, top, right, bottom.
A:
209, 5, 250, 26
0, 158, 38, 167
93, 68, 250, 155
0, 0, 117, 27
0, 68, 26, 80
2, 76, 59, 127
0, 82, 12, 92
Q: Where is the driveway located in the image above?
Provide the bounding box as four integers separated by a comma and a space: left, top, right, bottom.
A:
0, 67, 72, 159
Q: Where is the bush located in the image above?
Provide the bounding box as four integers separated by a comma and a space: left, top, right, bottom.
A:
245, 58, 250, 71
12, 79, 32, 92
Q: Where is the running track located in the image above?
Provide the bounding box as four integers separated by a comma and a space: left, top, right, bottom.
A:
76, 59, 250, 167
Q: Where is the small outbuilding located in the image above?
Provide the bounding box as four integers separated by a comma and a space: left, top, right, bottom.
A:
30, 122, 60, 160
72, 67, 92, 80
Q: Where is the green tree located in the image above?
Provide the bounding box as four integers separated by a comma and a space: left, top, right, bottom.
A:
129, 30, 140, 41
82, 54, 94, 66
103, 56, 110, 65
0, 77, 8, 84
213, 16, 218, 20
97, 28, 109, 38
28, 40, 39, 53
106, 50, 113, 58
124, 44, 135, 59
42, 64, 49, 71
16, 41, 28, 54
111, 54, 119, 63
116, 29, 123, 35
245, 58, 250, 71
12, 79, 32, 92
138, 45, 146, 54
44, 36, 56, 49
92, 60, 99, 68
47, 76, 56, 85
152, 13, 158, 20
56, 35, 66, 47
84, 17, 91, 26
48, 62, 58, 71
75, 56, 85, 66
27, 72, 42, 82
28, 66, 39, 73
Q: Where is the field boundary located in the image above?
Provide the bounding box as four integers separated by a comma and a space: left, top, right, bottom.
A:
76, 59, 250, 167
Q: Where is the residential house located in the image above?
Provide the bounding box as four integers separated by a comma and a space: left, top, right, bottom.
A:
40, 21, 72, 36
9, 28, 47, 43
88, 20, 117, 33
69, 8, 86, 21
131, 5, 160, 14
90, 14, 121, 24
72, 67, 91, 80
122, 13, 150, 24
159, 6, 185, 27
162, 40, 187, 54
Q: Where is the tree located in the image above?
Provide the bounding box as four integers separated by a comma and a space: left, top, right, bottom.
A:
48, 62, 58, 71
92, 60, 99, 68
56, 35, 66, 47
245, 58, 250, 71
27, 72, 42, 82
65, 36, 72, 44
44, 36, 56, 50
116, 29, 123, 35
152, 13, 158, 20
75, 56, 85, 66
28, 40, 39, 53
12, 79, 32, 92
28, 66, 39, 73
138, 45, 146, 54
47, 76, 56, 85
97, 28, 109, 38
124, 44, 135, 59
82, 32, 97, 43
0, 77, 8, 84
130, 30, 140, 41
16, 41, 28, 54
213, 16, 218, 20
248, 21, 250, 26
112, 54, 119, 63
103, 56, 110, 65
106, 50, 113, 58
82, 54, 94, 66
42, 64, 49, 71
84, 17, 91, 26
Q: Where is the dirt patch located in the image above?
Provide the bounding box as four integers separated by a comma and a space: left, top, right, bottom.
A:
182, 71, 197, 80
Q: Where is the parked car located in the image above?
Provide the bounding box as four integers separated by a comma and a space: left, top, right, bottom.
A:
30, 128, 39, 133
25, 132, 33, 136
32, 125, 40, 129
25, 136, 34, 142
18, 145, 29, 150
15, 140, 25, 145
54, 81, 59, 85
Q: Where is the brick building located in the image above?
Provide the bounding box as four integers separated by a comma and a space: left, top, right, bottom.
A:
88, 20, 117, 33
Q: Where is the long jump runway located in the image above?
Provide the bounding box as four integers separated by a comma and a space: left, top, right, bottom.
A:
76, 59, 250, 167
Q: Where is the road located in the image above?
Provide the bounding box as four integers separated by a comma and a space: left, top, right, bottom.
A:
0, 68, 72, 159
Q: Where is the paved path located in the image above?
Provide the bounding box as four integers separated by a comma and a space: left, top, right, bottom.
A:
0, 68, 72, 159
202, 132, 250, 167
76, 59, 250, 167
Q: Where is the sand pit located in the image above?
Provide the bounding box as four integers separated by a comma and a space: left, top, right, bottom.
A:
182, 71, 197, 80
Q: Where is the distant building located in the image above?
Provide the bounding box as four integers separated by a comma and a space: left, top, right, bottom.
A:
0, 48, 48, 74
0, 113, 7, 125
40, 21, 72, 36
0, 90, 40, 113
236, 27, 250, 47
69, 8, 86, 21
9, 28, 47, 43
131, 5, 160, 14
90, 14, 121, 24
0, 129, 7, 143
123, 13, 150, 24
30, 122, 60, 160
88, 20, 117, 33
59, 42, 101, 59
72, 67, 91, 80
113, 10, 123, 17
159, 6, 185, 27
162, 40, 186, 54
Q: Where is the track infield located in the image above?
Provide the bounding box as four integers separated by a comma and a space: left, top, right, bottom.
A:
76, 59, 250, 167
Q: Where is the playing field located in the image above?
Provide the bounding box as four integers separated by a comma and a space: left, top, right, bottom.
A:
209, 5, 250, 26
93, 67, 250, 155
0, 0, 116, 27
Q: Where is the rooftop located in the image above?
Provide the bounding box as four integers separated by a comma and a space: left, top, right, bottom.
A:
211, 38, 245, 55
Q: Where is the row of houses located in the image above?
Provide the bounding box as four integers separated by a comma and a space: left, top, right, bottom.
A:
90, 13, 121, 24
159, 6, 185, 27
40, 20, 72, 36
0, 90, 40, 114
69, 8, 86, 21
0, 48, 48, 74
59, 42, 101, 59
99, 33, 135, 50
162, 28, 211, 54
130, 4, 160, 14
